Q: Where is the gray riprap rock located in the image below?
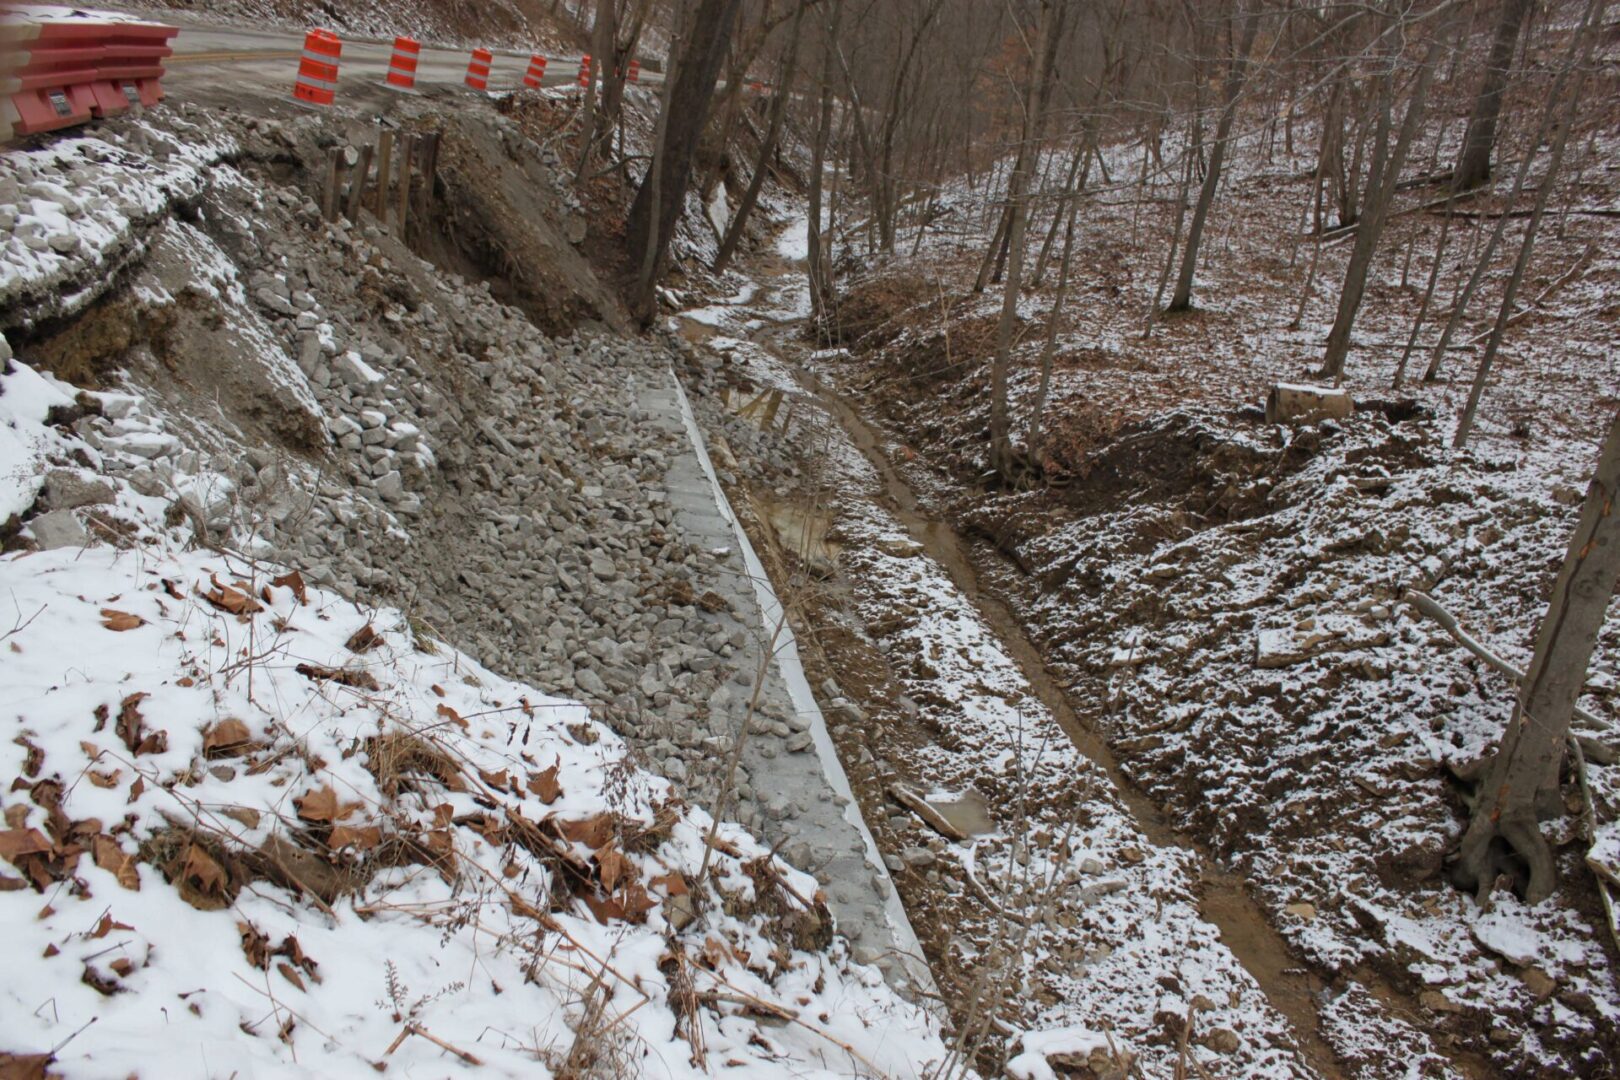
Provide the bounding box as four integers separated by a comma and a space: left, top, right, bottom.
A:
30, 510, 88, 550
43, 469, 115, 510
375, 471, 404, 502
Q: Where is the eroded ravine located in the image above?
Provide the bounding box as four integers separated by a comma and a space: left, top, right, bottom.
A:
790, 362, 1349, 1080
712, 247, 1347, 1073
781, 360, 1503, 1080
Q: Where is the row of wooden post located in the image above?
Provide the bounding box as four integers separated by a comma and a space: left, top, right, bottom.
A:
322, 129, 442, 236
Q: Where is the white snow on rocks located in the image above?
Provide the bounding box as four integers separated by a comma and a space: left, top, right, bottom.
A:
0, 357, 952, 1078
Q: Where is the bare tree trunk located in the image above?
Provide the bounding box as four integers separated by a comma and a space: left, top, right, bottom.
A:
1167, 1, 1260, 313
1027, 170, 1082, 463
1453, 0, 1533, 191
1452, 408, 1620, 902
1454, 0, 1602, 447
1146, 121, 1195, 339
1421, 0, 1602, 385
988, 0, 1058, 482
806, 0, 842, 332
1391, 190, 1458, 389
1318, 26, 1444, 382
1032, 135, 1092, 288
627, 0, 743, 324
572, 0, 615, 184
713, 1, 808, 274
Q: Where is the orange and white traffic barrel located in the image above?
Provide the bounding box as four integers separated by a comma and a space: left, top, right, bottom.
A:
386, 36, 419, 90
578, 53, 591, 87
465, 48, 492, 90
292, 28, 340, 107
523, 54, 547, 89
627, 59, 640, 84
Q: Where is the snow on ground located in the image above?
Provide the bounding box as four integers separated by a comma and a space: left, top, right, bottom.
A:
800, 97, 1620, 1074
0, 356, 953, 1077
0, 115, 237, 329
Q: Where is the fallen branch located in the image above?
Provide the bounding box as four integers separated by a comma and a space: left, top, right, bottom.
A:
887, 783, 968, 841
1403, 590, 1613, 731
383, 1023, 482, 1066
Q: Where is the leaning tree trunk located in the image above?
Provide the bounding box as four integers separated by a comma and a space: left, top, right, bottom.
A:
1452, 408, 1620, 903
713, 0, 807, 274
1453, 0, 1533, 192
1167, 1, 1260, 313
627, 0, 743, 324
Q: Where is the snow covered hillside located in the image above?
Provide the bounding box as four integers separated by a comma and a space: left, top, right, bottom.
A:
0, 353, 950, 1077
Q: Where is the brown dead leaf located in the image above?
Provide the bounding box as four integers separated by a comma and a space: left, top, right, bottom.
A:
294, 663, 380, 692
202, 719, 253, 759
114, 693, 149, 754
528, 762, 563, 804
200, 574, 264, 616
327, 824, 382, 851
651, 872, 689, 897
558, 814, 615, 850
276, 960, 307, 992
90, 912, 134, 939
294, 786, 339, 824
0, 1051, 57, 1079
436, 703, 467, 729
175, 676, 195, 688
181, 843, 227, 904
86, 770, 119, 789
345, 624, 380, 653
17, 737, 42, 778
595, 842, 630, 892
99, 608, 145, 632
92, 836, 140, 891
271, 570, 308, 605
221, 806, 261, 830
478, 768, 511, 791
619, 880, 656, 923
239, 921, 270, 968
127, 776, 145, 804
0, 828, 52, 863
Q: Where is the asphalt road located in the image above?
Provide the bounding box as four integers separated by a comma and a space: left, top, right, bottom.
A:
161, 22, 661, 94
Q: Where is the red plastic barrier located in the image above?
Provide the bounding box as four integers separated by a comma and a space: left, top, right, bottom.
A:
578, 53, 590, 87
0, 12, 178, 139
292, 29, 341, 107
4, 20, 105, 136
91, 20, 178, 118
386, 35, 419, 91
523, 54, 546, 89
465, 47, 491, 91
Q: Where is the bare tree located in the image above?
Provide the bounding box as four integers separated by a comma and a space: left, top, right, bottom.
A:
1166, 0, 1259, 313
1453, 0, 1533, 191
1318, 12, 1445, 382
714, 0, 810, 274
988, 0, 1060, 482
1452, 409, 1620, 903
627, 0, 744, 324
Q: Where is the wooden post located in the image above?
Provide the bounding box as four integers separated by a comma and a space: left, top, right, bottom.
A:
345, 144, 374, 222
322, 147, 345, 222
374, 131, 394, 226
416, 132, 441, 232
395, 134, 415, 240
